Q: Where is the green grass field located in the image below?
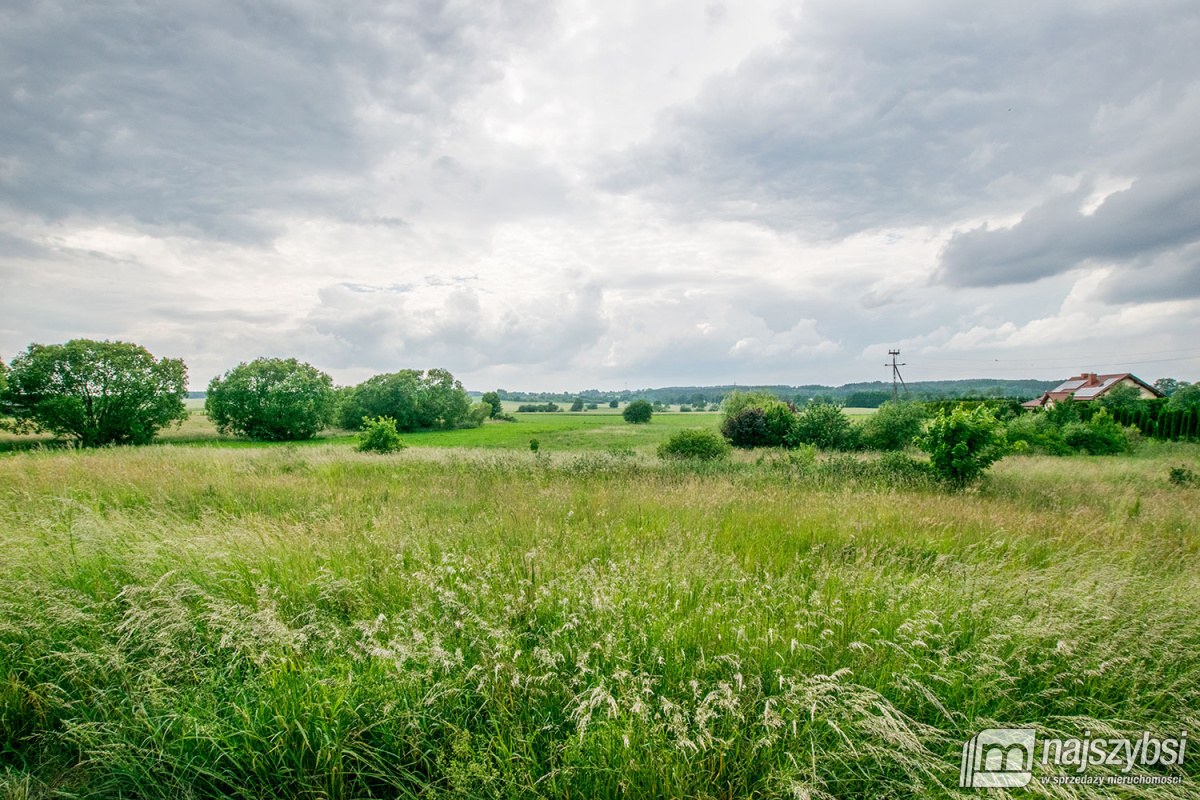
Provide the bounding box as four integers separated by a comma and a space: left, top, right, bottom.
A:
2, 420, 1199, 798
2, 404, 877, 455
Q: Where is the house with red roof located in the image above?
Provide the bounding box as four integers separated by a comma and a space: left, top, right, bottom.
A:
1022, 372, 1164, 410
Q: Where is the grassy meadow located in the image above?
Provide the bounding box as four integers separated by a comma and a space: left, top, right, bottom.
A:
2, 413, 1199, 798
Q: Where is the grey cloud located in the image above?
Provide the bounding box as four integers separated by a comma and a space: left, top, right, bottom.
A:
936, 173, 1200, 287
603, 0, 1200, 237
304, 281, 607, 372
1096, 244, 1200, 304
0, 0, 551, 241
0, 231, 49, 259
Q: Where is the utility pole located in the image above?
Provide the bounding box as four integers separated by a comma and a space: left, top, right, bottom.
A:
886, 350, 908, 402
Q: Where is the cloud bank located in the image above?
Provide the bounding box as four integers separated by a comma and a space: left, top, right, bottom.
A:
2, 0, 1198, 389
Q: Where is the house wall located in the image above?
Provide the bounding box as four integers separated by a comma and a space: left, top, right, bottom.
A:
1115, 377, 1159, 399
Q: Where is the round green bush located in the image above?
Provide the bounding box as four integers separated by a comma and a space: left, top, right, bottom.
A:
206, 357, 335, 441
658, 428, 731, 461
357, 416, 405, 454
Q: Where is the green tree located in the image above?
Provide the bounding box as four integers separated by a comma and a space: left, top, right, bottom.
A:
571, 397, 585, 411
622, 399, 653, 424
1154, 378, 1181, 397
481, 391, 502, 418
1098, 383, 1144, 414
609, 399, 619, 408
337, 370, 422, 430
917, 405, 1007, 488
337, 369, 472, 431
1167, 382, 1200, 412
206, 357, 335, 441
415, 368, 472, 430
2, 339, 187, 446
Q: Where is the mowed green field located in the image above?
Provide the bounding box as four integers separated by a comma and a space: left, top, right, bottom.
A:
2, 419, 1199, 798
4, 404, 876, 454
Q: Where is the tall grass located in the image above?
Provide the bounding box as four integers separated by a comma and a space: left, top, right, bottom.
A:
2, 443, 1198, 798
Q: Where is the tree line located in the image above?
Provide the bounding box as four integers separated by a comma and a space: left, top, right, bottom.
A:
0, 339, 491, 446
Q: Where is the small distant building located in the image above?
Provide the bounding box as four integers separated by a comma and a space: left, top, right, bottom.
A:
1022, 372, 1164, 410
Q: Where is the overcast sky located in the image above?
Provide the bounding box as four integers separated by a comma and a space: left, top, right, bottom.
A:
3, 0, 1199, 392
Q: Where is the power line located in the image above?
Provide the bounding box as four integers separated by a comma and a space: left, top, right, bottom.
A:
911, 346, 1200, 365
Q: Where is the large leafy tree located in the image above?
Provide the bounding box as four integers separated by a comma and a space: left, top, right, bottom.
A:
415, 368, 472, 430
337, 370, 423, 430
622, 399, 653, 424
336, 368, 472, 431
206, 358, 335, 441
481, 391, 502, 418
1154, 377, 1181, 397
2, 339, 188, 446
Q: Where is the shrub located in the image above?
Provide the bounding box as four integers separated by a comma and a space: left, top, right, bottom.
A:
206, 357, 335, 441
856, 401, 927, 451
789, 402, 858, 451
1004, 413, 1073, 456
623, 400, 653, 424
1044, 396, 1081, 427
1169, 466, 1196, 486
916, 405, 1007, 488
459, 402, 493, 429
3, 339, 188, 446
1062, 410, 1128, 455
657, 429, 731, 461
721, 409, 772, 448
529, 438, 539, 452
587, 403, 598, 410
679, 405, 692, 412
357, 416, 405, 454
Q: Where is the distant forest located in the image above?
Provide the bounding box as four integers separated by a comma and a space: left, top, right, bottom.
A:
477, 379, 1060, 408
